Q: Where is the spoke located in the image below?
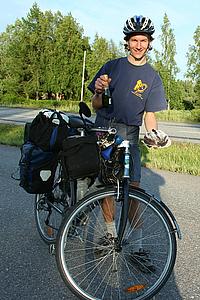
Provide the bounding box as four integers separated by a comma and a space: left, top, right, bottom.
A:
68, 252, 112, 273
126, 199, 154, 240
77, 249, 113, 288
93, 252, 120, 298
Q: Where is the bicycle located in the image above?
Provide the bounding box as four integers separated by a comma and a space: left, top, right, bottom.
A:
54, 104, 181, 300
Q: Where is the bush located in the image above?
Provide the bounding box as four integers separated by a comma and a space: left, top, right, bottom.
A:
0, 94, 27, 105
191, 109, 200, 122
156, 109, 200, 123
182, 100, 195, 110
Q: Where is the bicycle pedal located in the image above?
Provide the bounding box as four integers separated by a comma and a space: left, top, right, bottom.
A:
49, 244, 56, 255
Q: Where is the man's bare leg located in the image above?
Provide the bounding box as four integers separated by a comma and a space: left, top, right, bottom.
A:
101, 182, 140, 237
129, 181, 143, 251
101, 196, 117, 237
128, 181, 142, 228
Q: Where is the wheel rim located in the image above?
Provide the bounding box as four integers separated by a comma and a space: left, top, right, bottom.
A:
35, 194, 62, 243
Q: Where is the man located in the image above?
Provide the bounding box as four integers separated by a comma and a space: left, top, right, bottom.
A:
88, 15, 171, 271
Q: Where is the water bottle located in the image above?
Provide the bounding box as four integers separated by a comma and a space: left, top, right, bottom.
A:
102, 74, 112, 107
123, 141, 130, 178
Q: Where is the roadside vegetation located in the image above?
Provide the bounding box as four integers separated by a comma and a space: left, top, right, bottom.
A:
156, 109, 200, 123
0, 4, 199, 176
0, 4, 200, 113
140, 142, 200, 176
1, 124, 199, 176
0, 98, 200, 124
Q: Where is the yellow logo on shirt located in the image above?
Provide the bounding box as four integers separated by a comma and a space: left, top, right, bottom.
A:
132, 80, 148, 99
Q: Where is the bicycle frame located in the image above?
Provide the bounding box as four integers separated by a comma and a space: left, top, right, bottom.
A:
114, 140, 132, 251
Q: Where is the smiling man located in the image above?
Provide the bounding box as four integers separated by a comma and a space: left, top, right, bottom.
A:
88, 15, 170, 186
88, 15, 171, 270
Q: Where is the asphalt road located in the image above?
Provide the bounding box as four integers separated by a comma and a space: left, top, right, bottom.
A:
0, 144, 200, 299
0, 107, 200, 143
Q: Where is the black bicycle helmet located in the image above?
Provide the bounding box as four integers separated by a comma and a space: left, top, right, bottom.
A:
123, 15, 155, 39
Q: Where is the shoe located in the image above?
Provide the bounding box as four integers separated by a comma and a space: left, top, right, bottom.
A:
129, 248, 156, 273
94, 233, 114, 257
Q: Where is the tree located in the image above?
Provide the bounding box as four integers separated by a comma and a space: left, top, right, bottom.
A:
85, 34, 123, 99
0, 19, 28, 98
0, 4, 125, 102
186, 26, 200, 107
0, 3, 48, 99
0, 4, 90, 100
52, 13, 90, 100
153, 13, 181, 109
21, 3, 46, 99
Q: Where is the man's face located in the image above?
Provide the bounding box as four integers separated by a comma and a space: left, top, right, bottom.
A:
127, 34, 149, 60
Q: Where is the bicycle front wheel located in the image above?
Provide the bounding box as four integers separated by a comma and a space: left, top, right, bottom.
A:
56, 187, 177, 300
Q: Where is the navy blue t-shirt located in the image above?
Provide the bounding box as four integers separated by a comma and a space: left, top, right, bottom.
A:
88, 57, 167, 126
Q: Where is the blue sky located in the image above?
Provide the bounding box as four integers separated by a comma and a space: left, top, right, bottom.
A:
0, 0, 199, 79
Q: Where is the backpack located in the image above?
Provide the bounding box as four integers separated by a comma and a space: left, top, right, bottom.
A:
19, 141, 58, 194
28, 109, 70, 152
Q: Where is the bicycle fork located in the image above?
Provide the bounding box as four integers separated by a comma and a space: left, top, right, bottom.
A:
115, 140, 130, 252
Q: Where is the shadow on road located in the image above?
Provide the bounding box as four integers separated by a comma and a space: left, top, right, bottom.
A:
141, 167, 182, 300
140, 139, 182, 299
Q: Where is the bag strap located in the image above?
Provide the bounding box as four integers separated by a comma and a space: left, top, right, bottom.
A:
41, 109, 69, 126
19, 142, 35, 164
50, 127, 58, 149
50, 111, 66, 124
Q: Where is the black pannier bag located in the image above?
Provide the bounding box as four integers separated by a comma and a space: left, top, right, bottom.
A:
19, 141, 57, 194
28, 109, 70, 152
62, 135, 100, 179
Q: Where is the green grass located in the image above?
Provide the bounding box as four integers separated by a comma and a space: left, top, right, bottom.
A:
1, 123, 200, 176
0, 98, 92, 113
140, 141, 200, 176
0, 124, 24, 146
156, 109, 200, 123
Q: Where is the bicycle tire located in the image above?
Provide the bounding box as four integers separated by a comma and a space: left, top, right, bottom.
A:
56, 186, 177, 300
34, 193, 64, 244
34, 163, 70, 244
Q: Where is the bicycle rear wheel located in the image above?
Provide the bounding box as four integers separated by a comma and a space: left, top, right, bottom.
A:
34, 193, 66, 244
56, 186, 177, 300
34, 163, 70, 244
